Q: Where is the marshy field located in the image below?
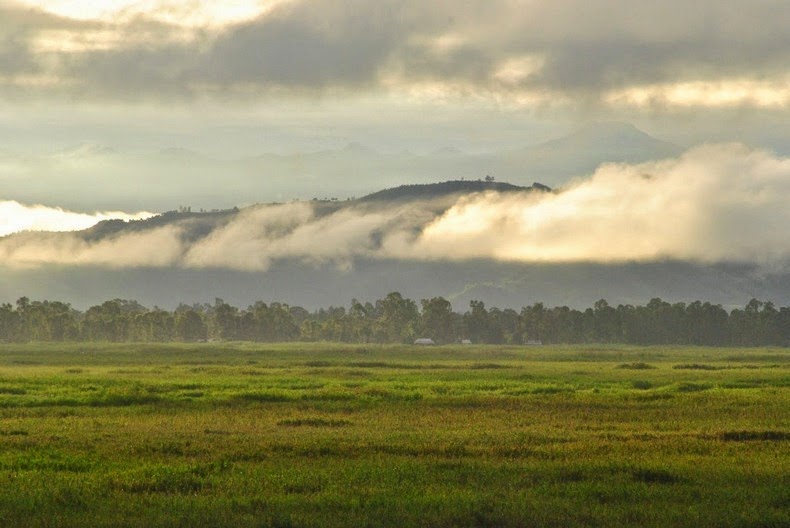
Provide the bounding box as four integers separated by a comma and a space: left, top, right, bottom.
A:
0, 343, 787, 527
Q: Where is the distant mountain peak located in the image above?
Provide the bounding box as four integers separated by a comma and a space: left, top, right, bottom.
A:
526, 121, 681, 161
55, 142, 116, 158
430, 146, 463, 156
567, 121, 663, 142
157, 146, 204, 159
577, 120, 642, 133
341, 142, 377, 155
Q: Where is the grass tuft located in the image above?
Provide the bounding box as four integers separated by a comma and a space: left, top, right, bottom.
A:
719, 430, 790, 442
676, 382, 712, 392
232, 391, 292, 403
277, 418, 351, 428
673, 363, 723, 370
617, 362, 656, 370
0, 386, 27, 395
631, 468, 683, 484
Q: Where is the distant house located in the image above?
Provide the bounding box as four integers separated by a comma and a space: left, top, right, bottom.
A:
414, 338, 435, 346
525, 339, 543, 346
460, 339, 472, 345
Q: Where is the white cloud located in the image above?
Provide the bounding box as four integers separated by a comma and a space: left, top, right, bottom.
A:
0, 226, 183, 268
607, 79, 790, 109
409, 144, 790, 265
182, 202, 314, 271
13, 0, 282, 27
0, 200, 155, 237
182, 200, 437, 270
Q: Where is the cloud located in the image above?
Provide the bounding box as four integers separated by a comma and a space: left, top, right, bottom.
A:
182, 199, 439, 270
0, 226, 183, 268
408, 144, 790, 265
1, 1, 788, 108
196, 0, 412, 89
14, 0, 276, 27
0, 199, 155, 237
1, 144, 788, 270
606, 79, 790, 109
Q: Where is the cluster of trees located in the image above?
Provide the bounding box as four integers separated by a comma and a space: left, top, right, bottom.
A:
1, 294, 788, 346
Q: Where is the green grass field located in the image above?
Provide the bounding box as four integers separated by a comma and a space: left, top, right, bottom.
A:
0, 343, 787, 527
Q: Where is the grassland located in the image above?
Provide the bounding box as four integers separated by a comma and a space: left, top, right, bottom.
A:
0, 343, 787, 527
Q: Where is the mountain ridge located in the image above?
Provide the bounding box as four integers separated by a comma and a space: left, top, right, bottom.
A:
358, 179, 550, 202
68, 179, 551, 240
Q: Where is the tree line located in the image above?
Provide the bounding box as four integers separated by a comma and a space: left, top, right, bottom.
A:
1, 294, 788, 346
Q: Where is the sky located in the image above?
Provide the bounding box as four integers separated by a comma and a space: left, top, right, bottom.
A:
0, 0, 789, 278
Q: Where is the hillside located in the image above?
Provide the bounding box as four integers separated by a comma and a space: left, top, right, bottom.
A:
75, 180, 548, 241
358, 180, 550, 202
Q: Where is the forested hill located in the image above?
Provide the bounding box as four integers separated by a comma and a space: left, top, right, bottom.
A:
81, 207, 240, 241
73, 179, 548, 240
359, 180, 550, 202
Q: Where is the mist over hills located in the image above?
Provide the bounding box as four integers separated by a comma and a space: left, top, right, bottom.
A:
65, 179, 551, 250
2, 172, 789, 312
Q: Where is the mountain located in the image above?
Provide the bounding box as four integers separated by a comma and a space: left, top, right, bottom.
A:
534, 121, 679, 157
485, 121, 683, 185
55, 143, 118, 159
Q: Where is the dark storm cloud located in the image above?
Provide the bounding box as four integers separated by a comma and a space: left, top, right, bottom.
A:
64, 43, 198, 99
0, 4, 65, 75
0, 0, 788, 102
516, 1, 790, 93
197, 0, 409, 87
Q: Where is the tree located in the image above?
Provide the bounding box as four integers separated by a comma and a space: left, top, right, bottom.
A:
41, 301, 79, 341
134, 308, 175, 342
376, 292, 419, 343
420, 297, 455, 343
299, 319, 322, 341
592, 299, 619, 342
778, 307, 790, 346
83, 300, 123, 341
349, 299, 374, 343
211, 299, 239, 341
544, 305, 585, 344
268, 303, 299, 341
175, 309, 207, 342
465, 300, 490, 344
520, 302, 547, 343
685, 301, 727, 345
0, 303, 20, 342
